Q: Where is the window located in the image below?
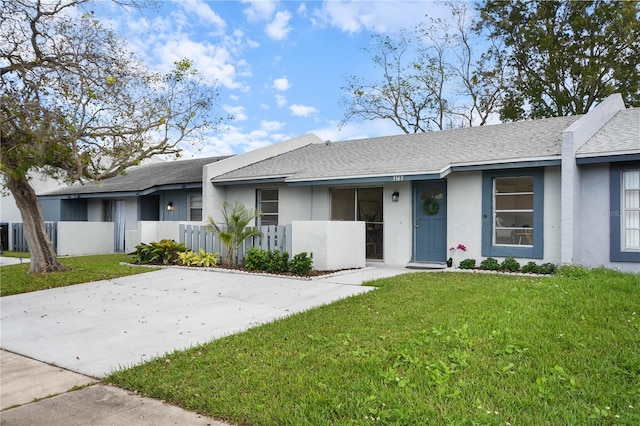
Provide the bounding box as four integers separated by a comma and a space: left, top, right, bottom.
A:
611, 164, 640, 262
482, 169, 544, 258
189, 194, 202, 221
623, 171, 640, 250
493, 176, 534, 246
257, 189, 278, 226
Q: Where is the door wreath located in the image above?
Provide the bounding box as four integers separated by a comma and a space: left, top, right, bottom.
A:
423, 197, 439, 215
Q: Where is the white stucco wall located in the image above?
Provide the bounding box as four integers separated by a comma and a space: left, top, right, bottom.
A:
57, 222, 114, 256
1, 173, 63, 223
447, 172, 483, 265
382, 181, 412, 266
291, 221, 365, 270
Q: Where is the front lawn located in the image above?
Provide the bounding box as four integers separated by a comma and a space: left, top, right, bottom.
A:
0, 254, 156, 296
107, 267, 640, 425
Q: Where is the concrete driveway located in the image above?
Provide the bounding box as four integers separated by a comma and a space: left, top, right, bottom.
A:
0, 267, 398, 378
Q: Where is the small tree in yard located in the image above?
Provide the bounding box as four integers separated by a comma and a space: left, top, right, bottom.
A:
0, 0, 226, 274
206, 201, 263, 266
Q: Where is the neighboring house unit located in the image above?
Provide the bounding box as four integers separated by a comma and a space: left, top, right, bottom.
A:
39, 156, 228, 251
203, 93, 639, 272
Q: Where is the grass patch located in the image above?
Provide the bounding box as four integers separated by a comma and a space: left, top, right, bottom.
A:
106, 267, 640, 425
1, 251, 31, 258
0, 254, 156, 296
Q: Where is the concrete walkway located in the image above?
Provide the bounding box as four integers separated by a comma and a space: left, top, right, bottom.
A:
0, 265, 409, 425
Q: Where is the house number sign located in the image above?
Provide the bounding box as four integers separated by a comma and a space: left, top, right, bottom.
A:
392, 175, 404, 181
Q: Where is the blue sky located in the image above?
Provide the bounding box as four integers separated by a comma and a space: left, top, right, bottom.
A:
97, 1, 452, 158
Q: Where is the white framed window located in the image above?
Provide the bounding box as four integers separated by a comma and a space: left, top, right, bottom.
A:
622, 170, 640, 251
493, 176, 534, 247
188, 194, 202, 221
257, 189, 278, 226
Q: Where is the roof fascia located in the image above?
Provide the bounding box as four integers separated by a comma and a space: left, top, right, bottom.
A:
449, 159, 561, 172
576, 153, 640, 165
286, 173, 441, 187
38, 182, 202, 199
212, 177, 288, 186
139, 182, 201, 195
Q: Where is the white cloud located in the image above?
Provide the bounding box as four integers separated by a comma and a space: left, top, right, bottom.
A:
265, 10, 292, 40
310, 119, 402, 143
290, 104, 319, 117
224, 105, 248, 121
180, 0, 226, 31
275, 94, 287, 107
153, 36, 248, 91
260, 120, 285, 131
242, 0, 277, 22
273, 77, 291, 91
311, 1, 438, 34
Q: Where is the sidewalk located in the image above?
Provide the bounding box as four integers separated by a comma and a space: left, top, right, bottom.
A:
0, 265, 410, 425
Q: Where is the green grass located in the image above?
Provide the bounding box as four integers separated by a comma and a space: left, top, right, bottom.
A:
0, 254, 156, 296
1, 251, 31, 258
106, 267, 640, 425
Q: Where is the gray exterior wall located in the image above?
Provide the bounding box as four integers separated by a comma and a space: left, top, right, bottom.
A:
577, 164, 640, 272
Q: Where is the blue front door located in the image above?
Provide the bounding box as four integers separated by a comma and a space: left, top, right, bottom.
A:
414, 181, 447, 262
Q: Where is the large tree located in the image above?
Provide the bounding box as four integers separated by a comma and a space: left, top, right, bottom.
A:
477, 0, 640, 120
1, 0, 224, 274
340, 2, 504, 133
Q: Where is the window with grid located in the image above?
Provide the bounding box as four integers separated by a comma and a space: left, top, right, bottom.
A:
493, 176, 534, 247
257, 189, 278, 226
189, 194, 202, 221
622, 170, 640, 251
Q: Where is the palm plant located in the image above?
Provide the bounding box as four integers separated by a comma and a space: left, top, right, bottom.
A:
206, 201, 263, 266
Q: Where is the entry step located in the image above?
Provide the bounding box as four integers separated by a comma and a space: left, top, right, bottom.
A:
406, 262, 447, 270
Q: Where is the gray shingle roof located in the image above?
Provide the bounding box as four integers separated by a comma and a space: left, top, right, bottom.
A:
212, 115, 581, 183
577, 108, 640, 157
41, 156, 229, 196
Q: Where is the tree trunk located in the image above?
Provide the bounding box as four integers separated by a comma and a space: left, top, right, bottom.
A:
6, 173, 66, 274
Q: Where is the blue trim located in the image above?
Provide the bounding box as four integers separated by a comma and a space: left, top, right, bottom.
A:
481, 168, 544, 259
212, 177, 287, 186
451, 159, 560, 173
610, 162, 640, 262
577, 153, 640, 165
39, 183, 202, 199
287, 173, 441, 186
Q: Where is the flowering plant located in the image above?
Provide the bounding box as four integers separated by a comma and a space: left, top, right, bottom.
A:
448, 243, 467, 263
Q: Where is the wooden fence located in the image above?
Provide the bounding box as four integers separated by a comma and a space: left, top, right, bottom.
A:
178, 224, 292, 262
9, 222, 57, 252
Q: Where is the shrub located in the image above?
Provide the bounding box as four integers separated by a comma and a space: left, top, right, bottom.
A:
290, 252, 313, 275
458, 258, 476, 269
177, 249, 219, 267
521, 261, 540, 274
500, 257, 520, 272
177, 250, 199, 266
245, 248, 290, 273
132, 239, 187, 265
266, 250, 289, 273
479, 257, 500, 271
537, 263, 557, 275
245, 247, 269, 271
